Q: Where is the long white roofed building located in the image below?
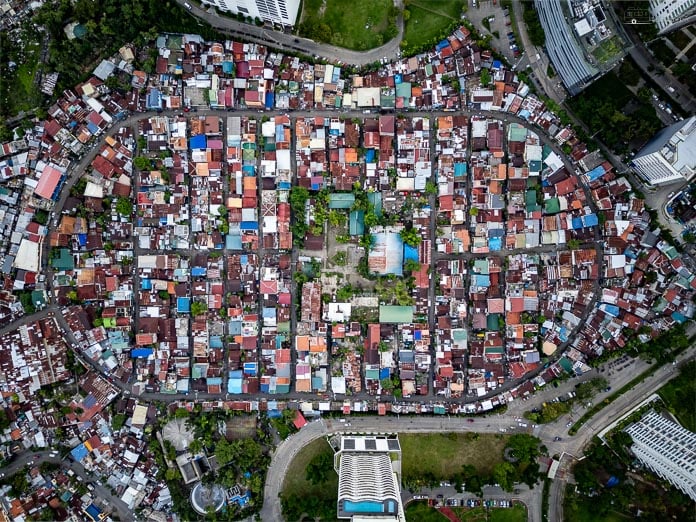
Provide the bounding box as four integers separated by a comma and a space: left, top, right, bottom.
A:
625, 410, 696, 501
333, 434, 405, 521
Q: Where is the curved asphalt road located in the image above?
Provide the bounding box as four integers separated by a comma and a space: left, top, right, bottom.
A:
175, 0, 404, 66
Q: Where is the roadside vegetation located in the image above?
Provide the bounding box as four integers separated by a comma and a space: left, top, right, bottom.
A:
521, 2, 545, 47
569, 326, 692, 435
658, 360, 696, 432
298, 0, 398, 50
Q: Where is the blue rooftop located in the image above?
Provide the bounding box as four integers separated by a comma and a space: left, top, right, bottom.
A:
71, 443, 89, 462
177, 297, 191, 313
190, 134, 207, 149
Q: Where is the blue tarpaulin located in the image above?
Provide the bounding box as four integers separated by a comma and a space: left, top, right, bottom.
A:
192, 267, 207, 277
240, 221, 259, 230
190, 134, 207, 149
71, 444, 89, 462
436, 40, 450, 51
177, 297, 191, 313
571, 217, 584, 230
403, 244, 419, 262
141, 278, 152, 290
379, 368, 391, 379
265, 92, 274, 109
131, 348, 153, 358
583, 214, 599, 227
586, 165, 605, 182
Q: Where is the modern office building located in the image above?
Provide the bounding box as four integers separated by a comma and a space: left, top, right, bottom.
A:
631, 116, 696, 186
201, 0, 301, 27
333, 434, 406, 521
649, 0, 696, 34
534, 0, 600, 96
625, 410, 696, 501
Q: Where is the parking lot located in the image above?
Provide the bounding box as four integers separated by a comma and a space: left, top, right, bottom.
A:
464, 0, 519, 63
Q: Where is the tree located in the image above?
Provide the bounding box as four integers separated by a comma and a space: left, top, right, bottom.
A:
400, 227, 422, 247
567, 238, 581, 250
115, 197, 133, 216
480, 68, 491, 87
404, 259, 420, 273
493, 461, 516, 491
328, 210, 346, 228
191, 301, 208, 317
133, 156, 152, 171
305, 451, 333, 485
112, 413, 127, 430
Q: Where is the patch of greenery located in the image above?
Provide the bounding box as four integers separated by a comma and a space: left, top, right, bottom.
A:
658, 361, 696, 432
404, 500, 446, 521
522, 2, 545, 47
281, 438, 337, 521
567, 71, 661, 154
0, 23, 44, 117
402, 0, 464, 53
489, 505, 528, 522
298, 0, 397, 51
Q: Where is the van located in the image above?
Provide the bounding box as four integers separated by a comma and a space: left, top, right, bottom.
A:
184, 2, 192, 10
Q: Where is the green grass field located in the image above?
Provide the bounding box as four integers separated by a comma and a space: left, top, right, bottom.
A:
489, 505, 528, 522
282, 437, 338, 502
299, 0, 396, 50
453, 506, 487, 521
403, 0, 464, 50
405, 501, 447, 521
658, 361, 696, 432
400, 432, 507, 482
566, 499, 632, 522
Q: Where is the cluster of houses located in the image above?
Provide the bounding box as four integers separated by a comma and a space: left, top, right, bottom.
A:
0, 20, 696, 520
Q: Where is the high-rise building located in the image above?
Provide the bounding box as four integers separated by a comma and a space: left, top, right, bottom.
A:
625, 410, 696, 501
631, 116, 696, 186
649, 0, 696, 34
332, 434, 406, 521
202, 0, 301, 27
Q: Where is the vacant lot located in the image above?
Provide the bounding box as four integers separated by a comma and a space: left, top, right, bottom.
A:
0, 24, 44, 116
400, 432, 507, 482
299, 0, 396, 50
658, 361, 696, 432
404, 0, 464, 51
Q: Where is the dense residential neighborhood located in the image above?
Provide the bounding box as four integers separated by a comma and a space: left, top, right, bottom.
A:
0, 0, 695, 520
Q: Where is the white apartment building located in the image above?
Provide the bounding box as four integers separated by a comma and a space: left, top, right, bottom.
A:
201, 0, 301, 26
649, 0, 696, 34
333, 434, 406, 521
631, 116, 696, 186
625, 410, 696, 501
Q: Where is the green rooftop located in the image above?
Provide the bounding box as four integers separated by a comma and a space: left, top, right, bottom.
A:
544, 197, 561, 215
379, 305, 414, 324
51, 248, 74, 271
329, 193, 355, 209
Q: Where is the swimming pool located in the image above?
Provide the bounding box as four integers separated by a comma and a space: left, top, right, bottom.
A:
343, 500, 384, 513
